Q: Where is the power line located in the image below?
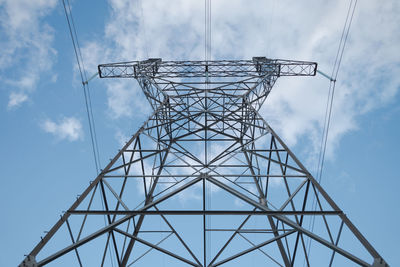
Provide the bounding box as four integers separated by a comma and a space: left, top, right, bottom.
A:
305, 0, 358, 262
139, 0, 149, 59
61, 0, 101, 175
61, 1, 117, 266
204, 1, 212, 265
205, 0, 211, 62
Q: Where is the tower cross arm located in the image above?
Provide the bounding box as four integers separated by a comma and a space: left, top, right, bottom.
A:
252, 57, 317, 77
98, 57, 317, 79
98, 58, 162, 79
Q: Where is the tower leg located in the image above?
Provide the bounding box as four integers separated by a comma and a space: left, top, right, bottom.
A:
373, 258, 389, 267
19, 255, 37, 267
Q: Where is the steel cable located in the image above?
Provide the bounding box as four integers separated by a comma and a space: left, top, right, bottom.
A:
61, 1, 116, 266
304, 0, 358, 264
62, 0, 101, 174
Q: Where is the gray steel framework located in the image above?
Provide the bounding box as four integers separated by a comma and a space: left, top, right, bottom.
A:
20, 58, 388, 267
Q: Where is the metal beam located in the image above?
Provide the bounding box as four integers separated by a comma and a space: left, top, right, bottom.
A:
68, 210, 342, 216
211, 230, 296, 267
207, 175, 371, 267
36, 176, 202, 266
114, 228, 200, 267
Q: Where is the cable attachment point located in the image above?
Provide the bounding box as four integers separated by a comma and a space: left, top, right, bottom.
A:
82, 72, 99, 85
317, 70, 336, 82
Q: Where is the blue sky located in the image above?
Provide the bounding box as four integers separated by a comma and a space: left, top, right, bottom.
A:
1, 0, 399, 266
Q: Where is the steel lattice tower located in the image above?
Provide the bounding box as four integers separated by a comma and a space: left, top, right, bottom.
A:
20, 58, 388, 267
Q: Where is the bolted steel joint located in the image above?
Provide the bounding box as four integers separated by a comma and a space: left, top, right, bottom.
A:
19, 255, 38, 267
372, 258, 390, 267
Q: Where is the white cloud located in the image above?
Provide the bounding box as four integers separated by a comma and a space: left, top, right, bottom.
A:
41, 117, 84, 142
7, 92, 28, 109
106, 80, 151, 118
80, 0, 206, 119
81, 0, 399, 165
0, 0, 57, 109
115, 129, 130, 146
259, 0, 400, 163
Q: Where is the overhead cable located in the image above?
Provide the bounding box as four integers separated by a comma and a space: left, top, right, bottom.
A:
305, 0, 358, 263
61, 0, 101, 175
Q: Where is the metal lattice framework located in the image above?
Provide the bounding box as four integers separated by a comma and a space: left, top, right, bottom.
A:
20, 57, 387, 267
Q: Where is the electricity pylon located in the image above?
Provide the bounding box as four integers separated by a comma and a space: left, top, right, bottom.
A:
20, 58, 388, 267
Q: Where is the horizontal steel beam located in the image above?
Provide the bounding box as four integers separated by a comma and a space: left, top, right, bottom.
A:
68, 210, 342, 216
114, 228, 200, 266
207, 175, 371, 267
98, 58, 317, 79
210, 230, 296, 267
102, 174, 307, 178
35, 176, 203, 266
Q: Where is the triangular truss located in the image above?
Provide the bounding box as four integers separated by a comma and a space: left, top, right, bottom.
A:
20, 58, 387, 267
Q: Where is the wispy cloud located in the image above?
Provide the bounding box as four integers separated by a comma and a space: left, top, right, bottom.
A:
41, 117, 84, 142
81, 0, 399, 164
0, 0, 57, 109
7, 92, 28, 109
260, 1, 400, 163
80, 0, 205, 119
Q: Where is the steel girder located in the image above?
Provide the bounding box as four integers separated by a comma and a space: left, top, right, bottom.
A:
20, 58, 387, 267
